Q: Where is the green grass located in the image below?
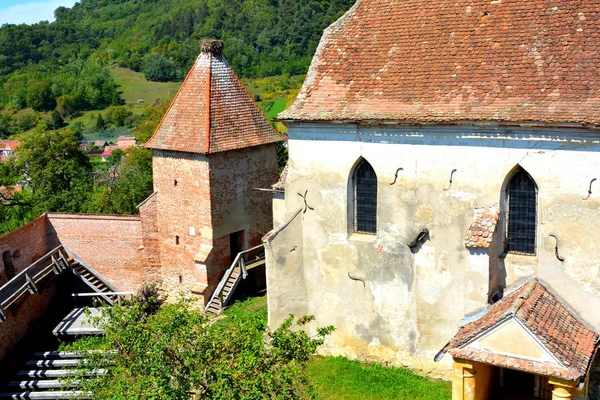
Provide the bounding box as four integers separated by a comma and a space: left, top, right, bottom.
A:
307, 356, 452, 400
223, 293, 268, 322
224, 296, 451, 399
258, 98, 287, 120
111, 67, 182, 105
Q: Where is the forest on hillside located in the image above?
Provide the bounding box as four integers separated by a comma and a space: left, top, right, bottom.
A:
0, 0, 354, 119
0, 0, 355, 234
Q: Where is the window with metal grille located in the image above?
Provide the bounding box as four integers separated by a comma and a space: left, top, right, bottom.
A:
506, 169, 537, 254
353, 160, 377, 233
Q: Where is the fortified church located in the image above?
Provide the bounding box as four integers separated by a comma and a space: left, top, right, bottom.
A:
266, 0, 600, 399
0, 1, 599, 399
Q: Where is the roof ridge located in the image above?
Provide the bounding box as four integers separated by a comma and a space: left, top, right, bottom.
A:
509, 279, 538, 316
205, 52, 212, 154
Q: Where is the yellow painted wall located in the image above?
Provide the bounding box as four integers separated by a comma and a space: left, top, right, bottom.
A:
478, 319, 543, 360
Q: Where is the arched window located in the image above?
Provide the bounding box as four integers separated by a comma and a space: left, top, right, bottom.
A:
506, 169, 537, 254
353, 160, 377, 233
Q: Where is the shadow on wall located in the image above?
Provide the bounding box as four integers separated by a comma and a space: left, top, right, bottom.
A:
589, 352, 600, 400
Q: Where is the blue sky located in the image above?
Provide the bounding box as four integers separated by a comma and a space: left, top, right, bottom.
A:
0, 0, 78, 25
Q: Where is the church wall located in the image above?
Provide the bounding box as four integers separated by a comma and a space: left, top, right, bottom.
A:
0, 215, 49, 285
268, 122, 600, 379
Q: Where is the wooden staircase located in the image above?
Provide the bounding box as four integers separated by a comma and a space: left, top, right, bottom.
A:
205, 245, 265, 314
70, 262, 120, 306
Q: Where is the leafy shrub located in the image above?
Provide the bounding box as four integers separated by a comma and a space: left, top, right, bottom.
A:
80, 300, 334, 400
143, 53, 183, 82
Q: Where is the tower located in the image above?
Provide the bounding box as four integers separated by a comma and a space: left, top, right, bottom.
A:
145, 40, 280, 302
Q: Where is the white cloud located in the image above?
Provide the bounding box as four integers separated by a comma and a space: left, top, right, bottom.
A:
0, 0, 78, 26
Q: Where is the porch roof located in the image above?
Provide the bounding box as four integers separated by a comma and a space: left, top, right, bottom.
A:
437, 279, 599, 381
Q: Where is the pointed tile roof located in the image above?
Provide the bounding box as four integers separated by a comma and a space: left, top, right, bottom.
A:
437, 279, 599, 380
281, 0, 600, 126
145, 40, 281, 154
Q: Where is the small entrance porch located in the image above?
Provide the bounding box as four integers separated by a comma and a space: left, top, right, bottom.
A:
436, 279, 598, 400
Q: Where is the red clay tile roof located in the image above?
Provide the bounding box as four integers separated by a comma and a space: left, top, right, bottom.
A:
281, 0, 600, 126
464, 208, 499, 248
145, 41, 281, 154
0, 140, 20, 151
272, 163, 288, 192
438, 279, 599, 380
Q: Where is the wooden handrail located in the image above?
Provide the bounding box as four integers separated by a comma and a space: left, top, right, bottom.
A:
205, 244, 265, 313
0, 246, 70, 320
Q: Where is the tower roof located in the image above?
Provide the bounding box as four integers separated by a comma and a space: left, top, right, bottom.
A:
145, 40, 281, 154
281, 0, 600, 127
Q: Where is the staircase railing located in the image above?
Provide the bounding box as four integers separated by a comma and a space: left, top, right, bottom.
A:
0, 246, 71, 322
205, 244, 265, 312
65, 246, 121, 306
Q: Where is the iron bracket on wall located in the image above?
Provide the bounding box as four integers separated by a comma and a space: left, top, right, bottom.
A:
408, 229, 429, 249
549, 234, 565, 262
583, 178, 597, 200
390, 168, 404, 185
348, 272, 365, 287
297, 190, 315, 214
444, 169, 457, 191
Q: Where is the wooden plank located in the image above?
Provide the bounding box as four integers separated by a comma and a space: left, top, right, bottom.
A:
8, 380, 80, 389
52, 308, 104, 337
25, 274, 38, 295
25, 360, 81, 368
16, 370, 106, 378
0, 391, 92, 399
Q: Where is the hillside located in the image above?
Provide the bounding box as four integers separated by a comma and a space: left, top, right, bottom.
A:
0, 0, 354, 124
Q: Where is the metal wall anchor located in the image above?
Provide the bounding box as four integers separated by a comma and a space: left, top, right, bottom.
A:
444, 169, 457, 191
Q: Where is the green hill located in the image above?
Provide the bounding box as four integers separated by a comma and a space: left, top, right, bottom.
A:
0, 0, 354, 126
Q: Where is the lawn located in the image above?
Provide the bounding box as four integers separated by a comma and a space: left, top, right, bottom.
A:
110, 67, 182, 105
224, 295, 452, 400
307, 357, 451, 400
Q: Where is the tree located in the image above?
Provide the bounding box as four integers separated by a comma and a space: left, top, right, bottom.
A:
56, 94, 76, 117
104, 106, 132, 127
0, 160, 35, 234
15, 129, 93, 213
80, 298, 334, 400
134, 100, 170, 143
92, 148, 153, 215
44, 109, 65, 130
142, 53, 183, 82
25, 81, 55, 111
95, 113, 106, 131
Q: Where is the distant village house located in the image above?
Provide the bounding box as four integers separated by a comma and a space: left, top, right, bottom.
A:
0, 140, 19, 162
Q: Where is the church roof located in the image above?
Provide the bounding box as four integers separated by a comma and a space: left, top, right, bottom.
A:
145, 40, 281, 154
281, 0, 600, 127
437, 279, 599, 380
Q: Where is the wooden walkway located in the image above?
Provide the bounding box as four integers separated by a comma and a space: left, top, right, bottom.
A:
52, 308, 104, 337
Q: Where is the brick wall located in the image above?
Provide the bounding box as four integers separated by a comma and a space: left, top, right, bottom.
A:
47, 214, 159, 292
0, 215, 49, 285
206, 144, 277, 294
152, 150, 213, 297
139, 192, 160, 266
0, 274, 62, 361
152, 144, 277, 303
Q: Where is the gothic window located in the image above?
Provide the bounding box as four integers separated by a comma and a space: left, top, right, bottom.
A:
506, 169, 537, 255
353, 160, 377, 233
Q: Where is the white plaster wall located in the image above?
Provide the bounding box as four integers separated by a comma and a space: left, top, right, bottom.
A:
267, 122, 600, 378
